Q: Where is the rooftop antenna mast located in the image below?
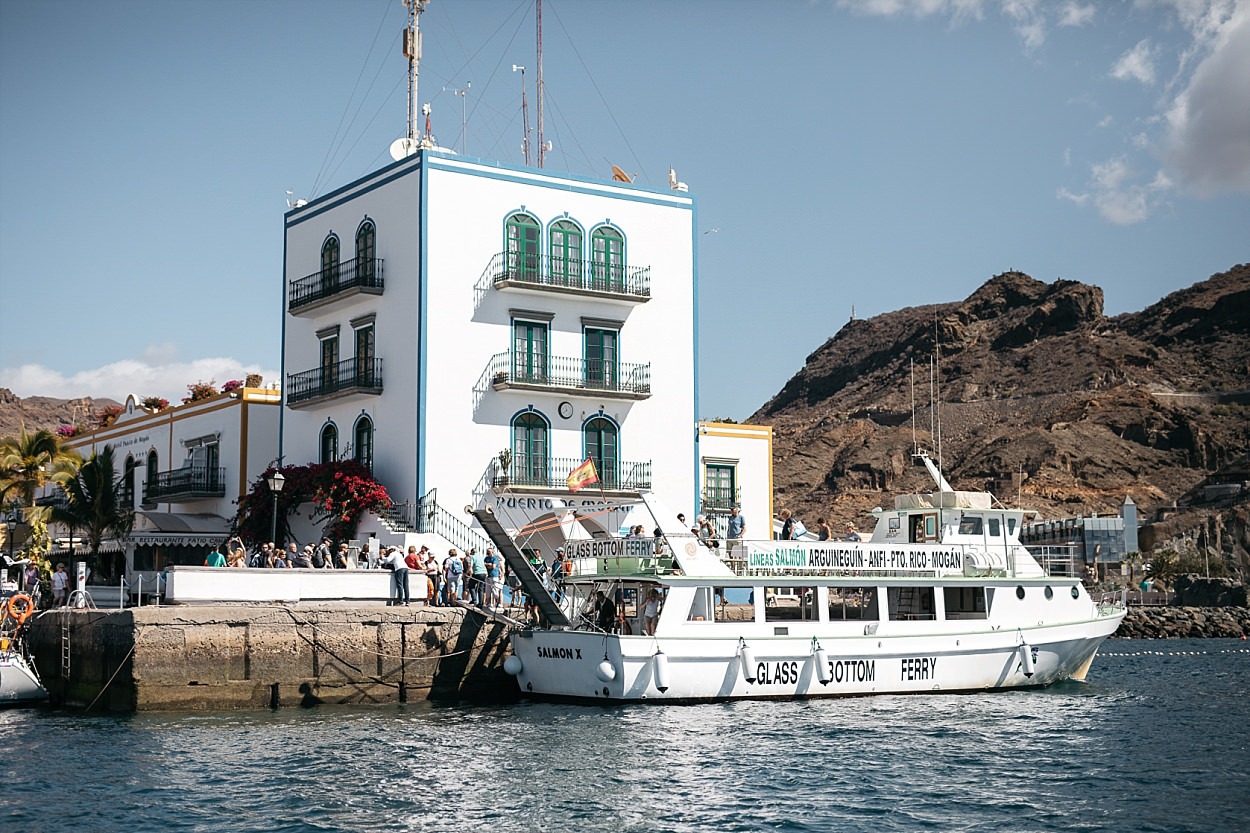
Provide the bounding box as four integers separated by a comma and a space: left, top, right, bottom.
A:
536, 0, 546, 168
403, 0, 429, 144
513, 65, 531, 166
453, 82, 471, 155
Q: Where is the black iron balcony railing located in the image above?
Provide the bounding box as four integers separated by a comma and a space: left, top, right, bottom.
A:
288, 256, 384, 311
486, 252, 650, 300
494, 456, 652, 492
287, 357, 384, 405
701, 485, 741, 513
486, 352, 650, 399
144, 466, 226, 502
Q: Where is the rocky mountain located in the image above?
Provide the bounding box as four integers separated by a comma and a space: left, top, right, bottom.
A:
751, 264, 1250, 576
0, 388, 121, 439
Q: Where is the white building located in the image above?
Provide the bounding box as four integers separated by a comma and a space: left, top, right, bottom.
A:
280, 150, 701, 549
56, 389, 280, 586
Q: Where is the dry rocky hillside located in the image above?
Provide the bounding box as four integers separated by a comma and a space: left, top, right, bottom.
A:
0, 389, 121, 439
751, 264, 1250, 578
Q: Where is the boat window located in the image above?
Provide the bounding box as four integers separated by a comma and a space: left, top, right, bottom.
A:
987, 517, 1001, 537
887, 586, 936, 621
828, 587, 878, 621
764, 587, 818, 622
1007, 517, 1017, 536
690, 587, 720, 620
958, 515, 983, 535
943, 587, 987, 619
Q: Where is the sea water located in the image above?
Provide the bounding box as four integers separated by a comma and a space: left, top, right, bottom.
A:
2, 638, 1247, 833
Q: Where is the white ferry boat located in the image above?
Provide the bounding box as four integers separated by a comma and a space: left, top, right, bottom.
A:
481, 455, 1126, 702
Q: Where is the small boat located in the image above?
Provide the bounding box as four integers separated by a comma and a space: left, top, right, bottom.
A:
1, 593, 48, 706
477, 454, 1127, 703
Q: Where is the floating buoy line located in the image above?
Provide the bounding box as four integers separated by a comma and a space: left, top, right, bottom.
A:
1098, 647, 1250, 657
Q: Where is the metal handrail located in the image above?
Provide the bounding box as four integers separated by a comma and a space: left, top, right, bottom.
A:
288, 357, 384, 404
486, 351, 650, 396
144, 466, 227, 501
289, 256, 384, 310
486, 252, 650, 299
495, 456, 652, 491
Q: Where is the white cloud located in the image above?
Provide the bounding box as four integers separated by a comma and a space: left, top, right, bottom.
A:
1111, 39, 1158, 84
0, 358, 279, 404
1060, 156, 1173, 224
1057, 2, 1096, 27
1163, 2, 1250, 195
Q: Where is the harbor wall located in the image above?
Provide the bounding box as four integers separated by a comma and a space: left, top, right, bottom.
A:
23, 604, 516, 712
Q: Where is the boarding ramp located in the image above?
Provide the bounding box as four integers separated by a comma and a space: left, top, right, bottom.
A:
469, 507, 571, 628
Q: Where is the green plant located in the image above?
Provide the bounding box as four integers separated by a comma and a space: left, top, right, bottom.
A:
183, 380, 218, 403
234, 460, 391, 544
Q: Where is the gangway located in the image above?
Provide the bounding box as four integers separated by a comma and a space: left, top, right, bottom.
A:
468, 506, 571, 628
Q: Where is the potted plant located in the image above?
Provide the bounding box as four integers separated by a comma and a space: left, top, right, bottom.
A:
495, 448, 512, 492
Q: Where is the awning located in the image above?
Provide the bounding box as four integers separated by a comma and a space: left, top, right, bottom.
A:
128, 511, 231, 548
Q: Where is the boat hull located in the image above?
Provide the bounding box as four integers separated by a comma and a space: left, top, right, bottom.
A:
508, 613, 1124, 702
0, 653, 49, 705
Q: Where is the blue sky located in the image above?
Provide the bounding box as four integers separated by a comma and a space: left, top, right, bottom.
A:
1, 0, 1247, 421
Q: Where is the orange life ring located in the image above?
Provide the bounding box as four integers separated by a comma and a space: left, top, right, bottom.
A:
5, 593, 34, 625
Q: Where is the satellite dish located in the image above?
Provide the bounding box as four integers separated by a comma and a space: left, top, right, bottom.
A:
389, 137, 418, 161
611, 164, 633, 183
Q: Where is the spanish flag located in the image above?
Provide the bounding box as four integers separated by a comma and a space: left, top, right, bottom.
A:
566, 457, 599, 492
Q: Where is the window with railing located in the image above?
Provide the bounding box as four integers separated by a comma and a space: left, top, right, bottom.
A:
321, 235, 340, 291
355, 220, 376, 281
590, 226, 625, 292
512, 412, 549, 486
512, 320, 549, 384
550, 219, 583, 286
704, 463, 737, 510
584, 327, 618, 389
585, 417, 618, 489
506, 213, 540, 281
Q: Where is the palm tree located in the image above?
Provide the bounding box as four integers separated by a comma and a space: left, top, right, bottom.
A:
0, 426, 82, 542
57, 445, 132, 582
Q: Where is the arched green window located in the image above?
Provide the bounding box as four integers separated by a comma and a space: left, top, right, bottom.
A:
549, 219, 582, 287
322, 234, 341, 290
320, 423, 338, 464
354, 415, 374, 472
355, 220, 376, 283
584, 417, 618, 488
512, 412, 549, 486
590, 226, 624, 292
146, 450, 158, 494
505, 213, 540, 282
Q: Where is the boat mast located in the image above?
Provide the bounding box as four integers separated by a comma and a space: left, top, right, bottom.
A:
536, 0, 546, 168
403, 0, 429, 144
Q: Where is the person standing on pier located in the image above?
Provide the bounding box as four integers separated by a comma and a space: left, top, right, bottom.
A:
380, 547, 410, 606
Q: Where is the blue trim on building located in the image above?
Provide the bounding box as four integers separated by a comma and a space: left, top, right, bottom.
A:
278, 222, 289, 467
691, 197, 701, 516
416, 163, 428, 500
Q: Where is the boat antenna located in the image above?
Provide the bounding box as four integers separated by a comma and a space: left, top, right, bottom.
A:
910, 358, 917, 456
536, 0, 546, 168
513, 65, 531, 166
402, 0, 429, 145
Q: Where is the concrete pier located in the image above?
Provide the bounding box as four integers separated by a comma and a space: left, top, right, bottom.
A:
23, 603, 517, 712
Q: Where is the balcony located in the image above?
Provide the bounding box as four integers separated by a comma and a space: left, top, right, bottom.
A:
288, 256, 384, 313
484, 352, 650, 400
287, 357, 383, 407
484, 253, 650, 303
701, 485, 741, 513
494, 456, 652, 492
144, 466, 226, 503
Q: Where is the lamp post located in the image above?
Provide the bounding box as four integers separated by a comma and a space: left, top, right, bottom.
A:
5, 516, 15, 562
267, 471, 286, 548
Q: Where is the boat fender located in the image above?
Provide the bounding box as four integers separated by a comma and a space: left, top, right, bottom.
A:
653, 649, 670, 693
503, 655, 524, 676
1019, 643, 1035, 678
596, 658, 617, 682
5, 593, 34, 626
739, 640, 757, 684
814, 646, 832, 685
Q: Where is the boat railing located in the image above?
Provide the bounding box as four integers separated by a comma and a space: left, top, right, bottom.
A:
1096, 589, 1128, 614
1029, 545, 1082, 578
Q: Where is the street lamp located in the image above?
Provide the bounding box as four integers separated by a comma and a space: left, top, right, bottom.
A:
267, 471, 286, 548
5, 516, 15, 563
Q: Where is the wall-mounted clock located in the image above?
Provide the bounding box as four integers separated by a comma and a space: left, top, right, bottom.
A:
558, 401, 573, 419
